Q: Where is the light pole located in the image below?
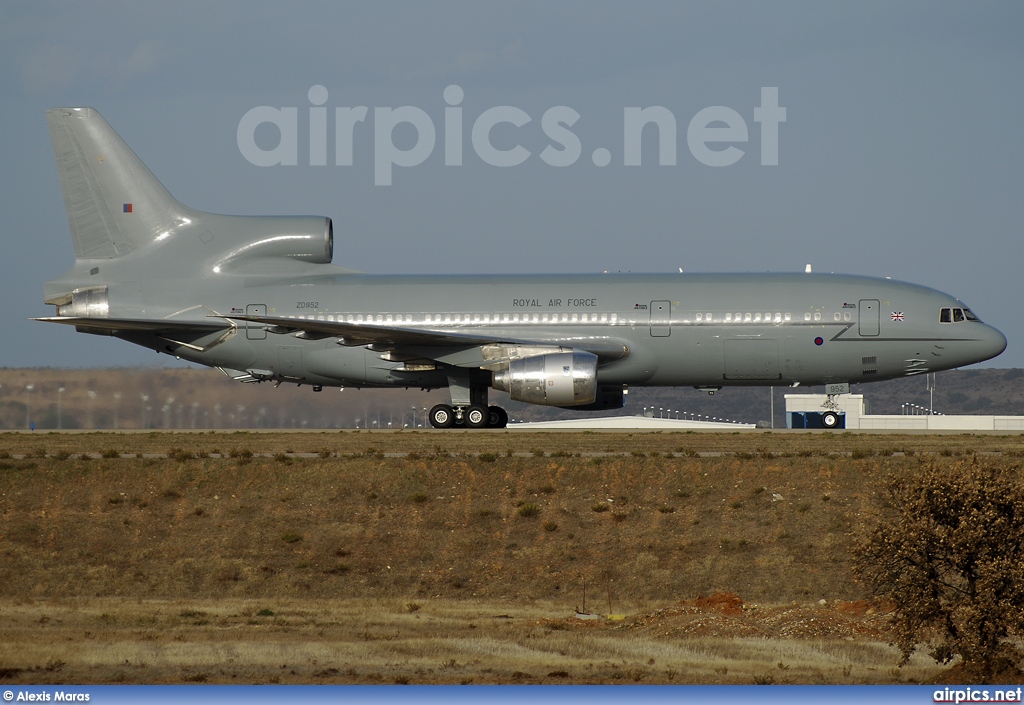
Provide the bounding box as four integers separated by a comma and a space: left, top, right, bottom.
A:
113, 392, 121, 430
24, 384, 34, 429
57, 387, 65, 429
87, 390, 97, 428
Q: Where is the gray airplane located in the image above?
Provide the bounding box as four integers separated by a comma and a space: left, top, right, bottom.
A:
38, 108, 1006, 429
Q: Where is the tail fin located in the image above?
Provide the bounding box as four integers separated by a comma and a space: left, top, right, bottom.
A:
46, 107, 193, 259
43, 108, 335, 314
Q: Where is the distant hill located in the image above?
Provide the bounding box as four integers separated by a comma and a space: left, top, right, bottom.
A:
1, 366, 1020, 430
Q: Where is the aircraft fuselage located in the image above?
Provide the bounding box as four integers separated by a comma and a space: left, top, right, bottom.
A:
102, 270, 1005, 390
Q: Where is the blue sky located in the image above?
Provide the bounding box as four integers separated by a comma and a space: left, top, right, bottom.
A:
2, 1, 1022, 367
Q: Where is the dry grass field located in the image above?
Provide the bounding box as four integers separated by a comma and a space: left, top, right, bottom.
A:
1, 430, 1023, 684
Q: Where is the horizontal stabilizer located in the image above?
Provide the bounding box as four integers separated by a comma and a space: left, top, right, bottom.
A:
35, 316, 231, 334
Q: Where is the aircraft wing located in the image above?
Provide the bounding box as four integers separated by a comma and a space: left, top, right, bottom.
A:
218, 313, 630, 362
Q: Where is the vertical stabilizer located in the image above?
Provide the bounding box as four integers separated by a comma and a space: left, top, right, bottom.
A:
46, 107, 193, 259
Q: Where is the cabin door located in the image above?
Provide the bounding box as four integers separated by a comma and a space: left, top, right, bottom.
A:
245, 304, 267, 340
650, 300, 671, 337
859, 299, 879, 336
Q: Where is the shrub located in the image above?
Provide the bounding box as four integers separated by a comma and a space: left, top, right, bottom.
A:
591, 503, 610, 513
854, 462, 1024, 680
281, 532, 303, 544
517, 503, 541, 518
168, 447, 195, 461
477, 453, 498, 462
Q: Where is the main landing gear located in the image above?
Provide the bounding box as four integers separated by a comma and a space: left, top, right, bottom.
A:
429, 403, 508, 429
429, 371, 509, 429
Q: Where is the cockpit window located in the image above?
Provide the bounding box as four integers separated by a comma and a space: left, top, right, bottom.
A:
941, 307, 980, 323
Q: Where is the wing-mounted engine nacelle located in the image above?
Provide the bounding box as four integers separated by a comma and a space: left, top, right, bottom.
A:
492, 351, 598, 406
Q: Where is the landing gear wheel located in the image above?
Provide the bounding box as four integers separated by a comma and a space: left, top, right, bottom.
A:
821, 411, 840, 429
487, 405, 509, 428
429, 404, 454, 428
464, 404, 488, 429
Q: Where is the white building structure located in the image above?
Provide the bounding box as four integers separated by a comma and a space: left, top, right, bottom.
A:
785, 394, 1024, 431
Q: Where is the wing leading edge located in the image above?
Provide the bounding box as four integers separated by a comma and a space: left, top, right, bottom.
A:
217, 313, 631, 364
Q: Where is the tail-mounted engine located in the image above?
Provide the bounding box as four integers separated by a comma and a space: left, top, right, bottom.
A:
492, 351, 598, 406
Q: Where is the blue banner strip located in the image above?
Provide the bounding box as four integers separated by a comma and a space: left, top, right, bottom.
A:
3, 685, 1023, 705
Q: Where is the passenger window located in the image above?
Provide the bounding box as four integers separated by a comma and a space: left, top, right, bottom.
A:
725, 313, 732, 322
953, 308, 965, 322
706, 313, 712, 321
753, 313, 761, 322
834, 313, 841, 321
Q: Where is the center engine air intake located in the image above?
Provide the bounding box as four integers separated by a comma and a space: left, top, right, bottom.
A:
492, 351, 598, 406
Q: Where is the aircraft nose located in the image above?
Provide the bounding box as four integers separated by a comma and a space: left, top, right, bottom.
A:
981, 324, 1008, 362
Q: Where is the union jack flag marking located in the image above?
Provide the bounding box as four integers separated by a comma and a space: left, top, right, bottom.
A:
891, 311, 905, 322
